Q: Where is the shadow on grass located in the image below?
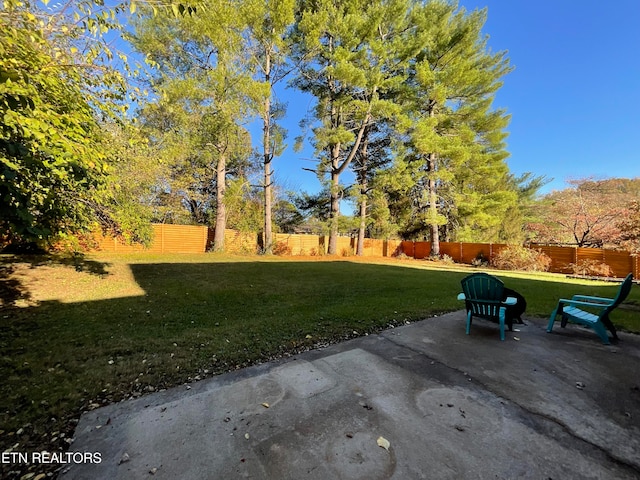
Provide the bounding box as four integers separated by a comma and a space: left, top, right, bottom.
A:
0, 264, 27, 307
1, 260, 638, 478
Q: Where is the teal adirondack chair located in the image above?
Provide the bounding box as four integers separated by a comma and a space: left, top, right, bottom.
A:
547, 273, 633, 344
457, 273, 517, 341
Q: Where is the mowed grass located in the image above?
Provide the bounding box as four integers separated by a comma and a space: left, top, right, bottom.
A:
1, 252, 639, 462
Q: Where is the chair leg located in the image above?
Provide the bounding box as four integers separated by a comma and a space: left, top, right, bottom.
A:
600, 314, 618, 340
547, 307, 559, 333
592, 321, 611, 345
466, 311, 472, 335
498, 308, 506, 341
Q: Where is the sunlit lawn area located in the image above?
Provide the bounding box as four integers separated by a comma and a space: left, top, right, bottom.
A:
1, 252, 639, 466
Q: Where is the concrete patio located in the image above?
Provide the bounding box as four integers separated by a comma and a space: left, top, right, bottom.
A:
59, 311, 640, 479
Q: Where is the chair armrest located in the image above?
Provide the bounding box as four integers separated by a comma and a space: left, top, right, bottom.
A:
571, 294, 614, 305
457, 293, 515, 305
557, 298, 609, 311
503, 296, 517, 306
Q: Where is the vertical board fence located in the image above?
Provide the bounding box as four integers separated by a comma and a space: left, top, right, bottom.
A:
93, 224, 639, 279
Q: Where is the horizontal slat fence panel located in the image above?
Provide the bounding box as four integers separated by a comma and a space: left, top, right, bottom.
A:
461, 243, 492, 264
274, 233, 323, 255
438, 242, 461, 262
93, 234, 148, 253
92, 225, 637, 279
158, 224, 208, 253
335, 237, 353, 256
413, 241, 432, 259
385, 240, 403, 257
223, 229, 259, 254
358, 238, 384, 257
94, 224, 207, 254
602, 251, 634, 278
576, 247, 602, 261
400, 241, 414, 258
534, 245, 575, 273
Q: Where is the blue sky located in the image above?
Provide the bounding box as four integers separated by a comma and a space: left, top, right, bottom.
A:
269, 0, 640, 196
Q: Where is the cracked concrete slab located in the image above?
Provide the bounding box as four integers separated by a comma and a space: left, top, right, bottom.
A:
59, 312, 640, 479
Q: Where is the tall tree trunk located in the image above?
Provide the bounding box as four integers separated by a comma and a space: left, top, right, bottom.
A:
356, 134, 369, 256
357, 194, 367, 256
328, 142, 341, 255
264, 158, 273, 253
427, 152, 440, 257
213, 152, 227, 251
262, 52, 273, 254
327, 109, 373, 255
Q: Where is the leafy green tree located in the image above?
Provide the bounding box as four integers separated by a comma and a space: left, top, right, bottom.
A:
132, 0, 256, 250
352, 124, 393, 253
97, 122, 162, 245
401, 1, 512, 255
291, 0, 407, 254
0, 0, 131, 245
273, 197, 305, 233
225, 177, 263, 233
241, 0, 295, 253
494, 172, 549, 244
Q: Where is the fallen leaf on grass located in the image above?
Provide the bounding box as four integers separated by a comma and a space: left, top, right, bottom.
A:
376, 436, 390, 451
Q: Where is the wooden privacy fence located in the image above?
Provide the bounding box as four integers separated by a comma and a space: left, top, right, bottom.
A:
94, 224, 209, 254
93, 224, 638, 278
94, 225, 404, 257
270, 233, 403, 257
401, 240, 639, 279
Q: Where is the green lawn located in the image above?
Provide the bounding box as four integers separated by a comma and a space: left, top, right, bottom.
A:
1, 252, 639, 469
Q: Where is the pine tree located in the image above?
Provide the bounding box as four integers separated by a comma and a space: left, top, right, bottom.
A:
401, 1, 512, 254
291, 0, 409, 254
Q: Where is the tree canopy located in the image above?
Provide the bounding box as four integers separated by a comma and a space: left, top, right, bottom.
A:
2, 0, 577, 254
0, 0, 156, 246
527, 178, 640, 248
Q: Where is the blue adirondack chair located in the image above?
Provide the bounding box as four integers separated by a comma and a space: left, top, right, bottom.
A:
457, 273, 517, 341
547, 273, 633, 344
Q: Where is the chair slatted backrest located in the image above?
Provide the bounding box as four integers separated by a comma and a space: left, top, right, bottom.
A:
461, 273, 505, 318
604, 273, 634, 314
